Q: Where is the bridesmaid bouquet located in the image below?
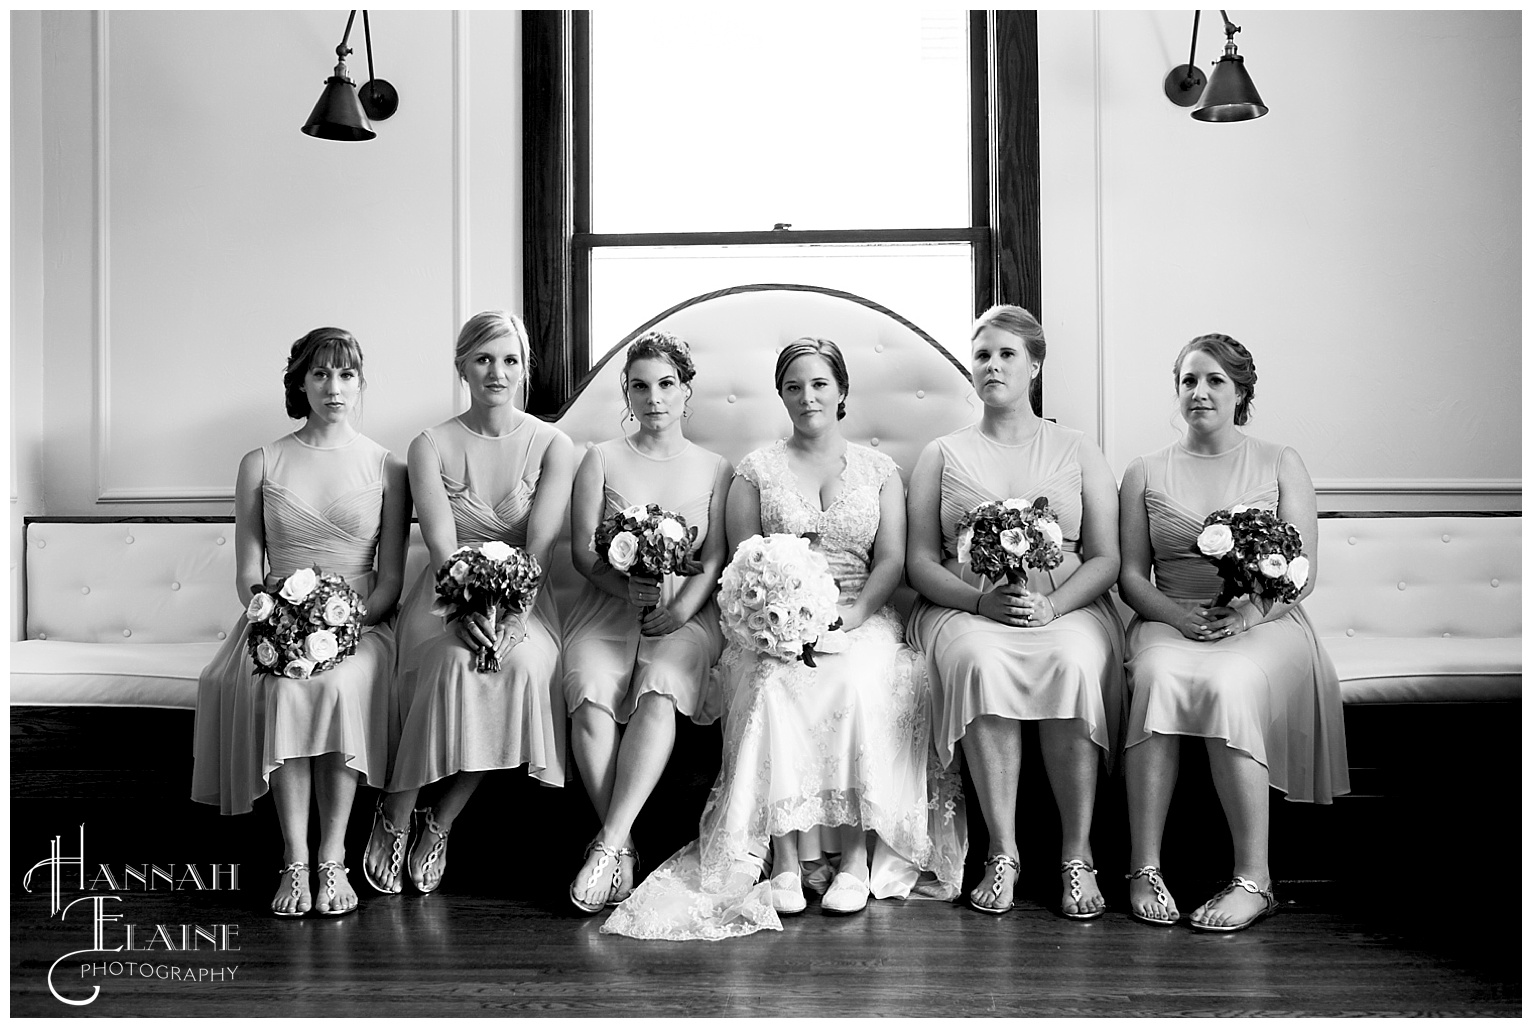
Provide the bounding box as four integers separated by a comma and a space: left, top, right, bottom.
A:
591, 503, 703, 614
955, 496, 1066, 585
1195, 505, 1309, 612
246, 567, 367, 680
430, 541, 544, 673
717, 533, 844, 667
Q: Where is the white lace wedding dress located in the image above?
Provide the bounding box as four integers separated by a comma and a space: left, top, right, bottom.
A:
600, 441, 966, 941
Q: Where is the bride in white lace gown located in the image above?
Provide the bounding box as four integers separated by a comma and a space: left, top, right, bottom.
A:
602, 338, 965, 941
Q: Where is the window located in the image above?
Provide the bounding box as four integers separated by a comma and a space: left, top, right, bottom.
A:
523, 11, 1039, 415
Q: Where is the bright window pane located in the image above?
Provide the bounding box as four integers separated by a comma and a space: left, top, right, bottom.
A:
589, 11, 971, 233
588, 243, 973, 366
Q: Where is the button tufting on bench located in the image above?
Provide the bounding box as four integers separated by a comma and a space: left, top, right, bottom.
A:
35, 539, 45, 548
217, 536, 226, 545
1348, 536, 1356, 545
122, 629, 132, 638
81, 586, 90, 595
726, 394, 736, 403
1491, 579, 1500, 587
1397, 582, 1407, 590
870, 437, 880, 447
125, 535, 134, 544
37, 632, 47, 640
1346, 629, 1355, 637
1442, 534, 1451, 543
218, 631, 227, 640
171, 582, 181, 590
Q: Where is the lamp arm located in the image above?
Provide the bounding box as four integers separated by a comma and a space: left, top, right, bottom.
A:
336, 9, 358, 61
1219, 10, 1241, 42
1185, 9, 1201, 84
363, 10, 377, 87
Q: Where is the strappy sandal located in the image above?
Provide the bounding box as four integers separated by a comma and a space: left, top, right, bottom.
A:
316, 861, 358, 917
968, 853, 1020, 915
1059, 859, 1104, 921
1190, 876, 1278, 933
1125, 865, 1180, 926
407, 808, 451, 895
363, 800, 410, 895
570, 839, 623, 915
606, 846, 640, 908
272, 862, 310, 918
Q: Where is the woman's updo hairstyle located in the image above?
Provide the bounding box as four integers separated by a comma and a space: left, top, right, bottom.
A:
283, 327, 365, 420
454, 310, 532, 404
621, 330, 697, 391
773, 337, 850, 420
972, 304, 1045, 416
1174, 332, 1257, 426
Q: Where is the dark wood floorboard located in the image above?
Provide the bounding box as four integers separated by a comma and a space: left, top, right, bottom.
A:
11, 879, 1519, 1017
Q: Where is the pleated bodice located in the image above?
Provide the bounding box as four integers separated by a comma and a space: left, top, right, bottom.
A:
593, 438, 721, 606
935, 422, 1086, 593
261, 433, 388, 591
1139, 436, 1288, 601
424, 416, 549, 549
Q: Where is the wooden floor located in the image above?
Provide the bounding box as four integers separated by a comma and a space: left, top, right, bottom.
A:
11, 705, 1522, 1017
11, 874, 1519, 1017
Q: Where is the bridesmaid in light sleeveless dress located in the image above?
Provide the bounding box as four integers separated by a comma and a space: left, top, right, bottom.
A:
192, 327, 410, 917
907, 305, 1124, 919
1118, 333, 1348, 932
362, 311, 575, 897
562, 331, 731, 914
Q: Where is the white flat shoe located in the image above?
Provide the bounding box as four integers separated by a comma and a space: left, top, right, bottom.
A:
821, 872, 870, 915
770, 872, 807, 915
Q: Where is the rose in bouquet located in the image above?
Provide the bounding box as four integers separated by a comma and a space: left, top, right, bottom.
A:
1194, 505, 1309, 612
591, 503, 703, 614
954, 496, 1066, 586
246, 566, 367, 680
717, 533, 844, 667
430, 540, 544, 673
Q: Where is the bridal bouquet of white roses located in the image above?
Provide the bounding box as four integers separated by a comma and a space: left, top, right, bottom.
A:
431, 540, 544, 673
590, 503, 703, 614
1195, 505, 1308, 612
717, 533, 843, 667
954, 496, 1066, 585
246, 567, 367, 680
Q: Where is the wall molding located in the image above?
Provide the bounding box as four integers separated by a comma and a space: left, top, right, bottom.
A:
1314, 478, 1521, 496
97, 487, 235, 504
92, 11, 113, 505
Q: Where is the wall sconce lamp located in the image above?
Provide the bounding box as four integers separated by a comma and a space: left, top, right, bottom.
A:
1163, 10, 1268, 122
302, 10, 399, 141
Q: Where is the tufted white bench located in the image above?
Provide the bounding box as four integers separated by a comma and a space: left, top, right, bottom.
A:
10, 287, 1521, 720
1306, 514, 1520, 704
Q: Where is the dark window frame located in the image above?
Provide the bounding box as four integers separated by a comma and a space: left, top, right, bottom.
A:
523, 11, 1039, 417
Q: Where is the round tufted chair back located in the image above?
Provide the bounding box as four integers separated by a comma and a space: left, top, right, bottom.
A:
548, 283, 979, 617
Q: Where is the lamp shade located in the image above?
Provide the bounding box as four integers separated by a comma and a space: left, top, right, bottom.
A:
1192, 51, 1268, 122
301, 61, 376, 141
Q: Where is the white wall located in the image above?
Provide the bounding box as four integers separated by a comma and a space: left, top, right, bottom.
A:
1039, 10, 1521, 510
10, 9, 1521, 549
12, 11, 47, 639
14, 10, 522, 519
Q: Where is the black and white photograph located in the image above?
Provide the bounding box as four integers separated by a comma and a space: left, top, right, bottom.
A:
9, 7, 1521, 1017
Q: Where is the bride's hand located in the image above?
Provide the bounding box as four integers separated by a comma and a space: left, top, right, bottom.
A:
834, 605, 865, 633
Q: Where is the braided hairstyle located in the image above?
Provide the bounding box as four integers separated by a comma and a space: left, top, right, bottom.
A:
773, 337, 850, 420
1174, 332, 1257, 425
621, 330, 697, 388
283, 327, 364, 420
